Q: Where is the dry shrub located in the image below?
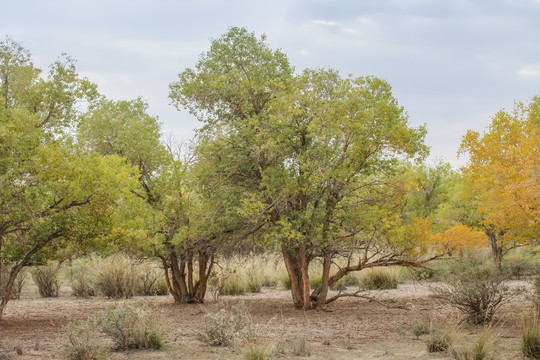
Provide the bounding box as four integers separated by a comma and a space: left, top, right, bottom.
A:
198, 301, 252, 347
433, 258, 512, 324
99, 303, 164, 351
68, 258, 96, 298
522, 314, 540, 359
63, 319, 107, 360
451, 327, 496, 360
31, 262, 61, 298
94, 256, 136, 299
359, 267, 400, 290
134, 261, 168, 296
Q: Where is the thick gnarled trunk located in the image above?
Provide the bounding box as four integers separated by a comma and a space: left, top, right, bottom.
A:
162, 249, 214, 304
282, 244, 312, 309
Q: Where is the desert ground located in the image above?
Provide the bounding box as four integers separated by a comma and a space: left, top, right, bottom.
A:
0, 278, 531, 360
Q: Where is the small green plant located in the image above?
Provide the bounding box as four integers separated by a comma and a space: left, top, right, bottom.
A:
522, 314, 540, 359
360, 268, 399, 290
280, 274, 291, 290
412, 321, 427, 339
63, 319, 107, 360
32, 262, 61, 298
99, 303, 164, 351
451, 328, 496, 360
198, 301, 252, 347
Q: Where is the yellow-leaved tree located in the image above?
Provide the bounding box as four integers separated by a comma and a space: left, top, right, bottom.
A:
459, 95, 540, 264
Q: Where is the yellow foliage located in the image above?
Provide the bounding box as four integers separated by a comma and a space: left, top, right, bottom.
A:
460, 96, 540, 248
432, 224, 488, 254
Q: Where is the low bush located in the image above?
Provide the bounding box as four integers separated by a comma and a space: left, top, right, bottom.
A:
433, 257, 511, 324
63, 319, 107, 360
451, 328, 496, 360
501, 249, 540, 280
427, 331, 452, 353
32, 262, 61, 298
360, 268, 399, 290
522, 315, 540, 359
68, 258, 96, 299
134, 262, 168, 296
198, 301, 252, 347
94, 256, 136, 299
99, 303, 164, 351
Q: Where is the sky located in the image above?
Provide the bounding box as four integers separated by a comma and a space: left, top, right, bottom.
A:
2, 0, 539, 167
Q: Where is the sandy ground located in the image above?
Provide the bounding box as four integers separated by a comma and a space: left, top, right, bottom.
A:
0, 281, 531, 359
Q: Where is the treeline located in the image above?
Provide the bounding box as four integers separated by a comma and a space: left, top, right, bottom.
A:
0, 28, 538, 316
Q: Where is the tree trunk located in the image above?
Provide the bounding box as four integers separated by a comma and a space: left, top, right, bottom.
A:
487, 230, 503, 267
314, 253, 331, 308
163, 249, 214, 304
0, 263, 25, 319
282, 244, 311, 309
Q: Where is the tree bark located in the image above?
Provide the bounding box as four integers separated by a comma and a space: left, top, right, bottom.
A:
282, 244, 311, 309
163, 248, 214, 304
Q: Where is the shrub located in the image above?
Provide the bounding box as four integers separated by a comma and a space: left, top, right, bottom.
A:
433, 258, 511, 324
198, 301, 252, 347
451, 328, 496, 360
32, 262, 61, 298
245, 266, 264, 294
501, 249, 540, 279
63, 319, 107, 360
99, 303, 164, 351
241, 339, 283, 360
412, 321, 427, 339
68, 259, 96, 299
427, 331, 451, 353
134, 262, 168, 296
94, 256, 136, 299
360, 268, 399, 290
522, 315, 540, 359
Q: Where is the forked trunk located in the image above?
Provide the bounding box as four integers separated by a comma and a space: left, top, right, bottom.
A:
162, 249, 214, 304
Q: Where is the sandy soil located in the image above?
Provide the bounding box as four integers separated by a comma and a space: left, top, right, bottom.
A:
0, 281, 530, 359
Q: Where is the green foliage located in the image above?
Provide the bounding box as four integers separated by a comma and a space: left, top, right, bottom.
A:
360, 268, 400, 290
63, 319, 107, 360
198, 301, 252, 347
412, 321, 427, 339
99, 303, 165, 351
523, 315, 540, 359
31, 262, 61, 298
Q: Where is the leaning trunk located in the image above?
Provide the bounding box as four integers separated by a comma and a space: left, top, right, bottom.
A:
0, 263, 24, 319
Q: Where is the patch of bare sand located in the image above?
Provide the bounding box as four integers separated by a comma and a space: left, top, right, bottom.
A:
0, 281, 530, 359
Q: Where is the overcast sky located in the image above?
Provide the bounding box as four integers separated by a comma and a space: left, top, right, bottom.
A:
3, 0, 539, 167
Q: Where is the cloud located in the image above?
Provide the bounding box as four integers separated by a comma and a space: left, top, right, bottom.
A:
518, 64, 540, 77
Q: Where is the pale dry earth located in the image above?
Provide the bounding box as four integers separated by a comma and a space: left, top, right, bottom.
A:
0, 281, 531, 359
